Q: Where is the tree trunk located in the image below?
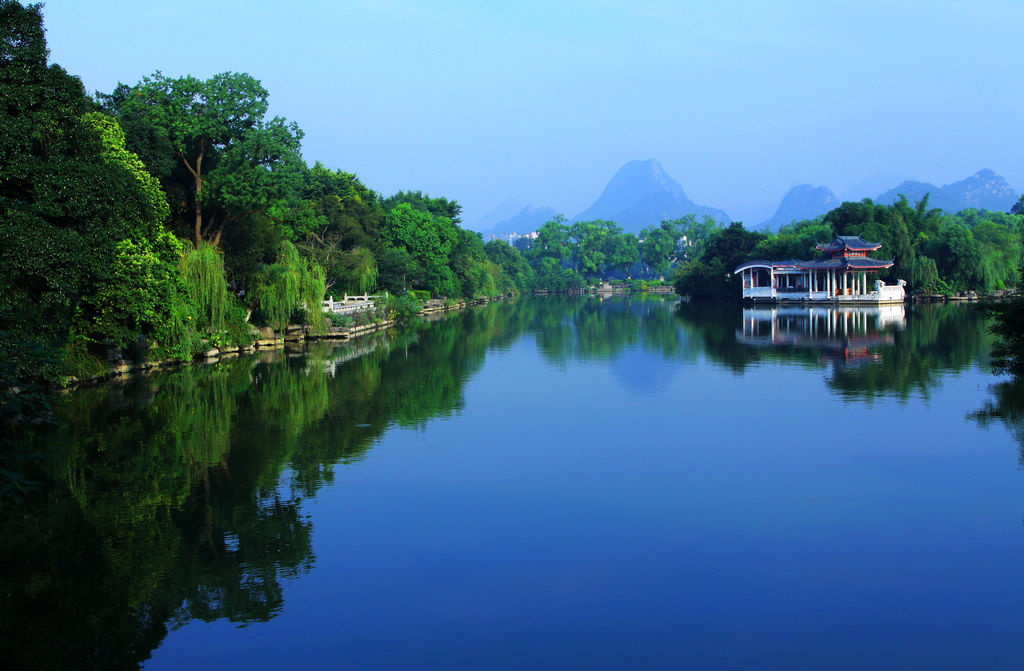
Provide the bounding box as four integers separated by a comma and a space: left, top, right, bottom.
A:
180, 139, 206, 248
193, 146, 204, 248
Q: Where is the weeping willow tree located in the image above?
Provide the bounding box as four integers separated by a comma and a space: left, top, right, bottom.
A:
340, 247, 378, 294
253, 241, 327, 335
181, 244, 231, 332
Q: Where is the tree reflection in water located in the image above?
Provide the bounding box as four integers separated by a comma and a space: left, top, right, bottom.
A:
679, 301, 992, 401
0, 296, 999, 668
971, 380, 1024, 464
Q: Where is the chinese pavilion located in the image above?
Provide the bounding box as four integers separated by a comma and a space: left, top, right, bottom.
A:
734, 235, 906, 304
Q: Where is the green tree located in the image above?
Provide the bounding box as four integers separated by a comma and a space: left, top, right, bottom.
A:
102, 71, 304, 248
294, 163, 384, 289
571, 220, 615, 279
751, 218, 831, 261
375, 246, 423, 294
253, 241, 327, 334
380, 202, 459, 297
926, 223, 984, 291
639, 220, 681, 277
485, 239, 534, 291
674, 223, 765, 300
0, 3, 173, 379
382, 190, 462, 225
526, 216, 573, 268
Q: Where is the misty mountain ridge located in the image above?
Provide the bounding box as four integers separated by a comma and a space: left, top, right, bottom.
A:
478, 204, 560, 240
875, 169, 1017, 212
572, 159, 730, 233
473, 198, 526, 233
762, 185, 839, 230
476, 166, 1019, 240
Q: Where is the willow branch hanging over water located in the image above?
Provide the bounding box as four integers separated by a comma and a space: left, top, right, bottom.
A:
182, 244, 231, 333
254, 241, 327, 335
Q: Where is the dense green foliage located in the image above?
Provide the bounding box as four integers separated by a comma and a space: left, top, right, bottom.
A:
1, 1, 537, 394
4, 0, 1023, 394
986, 273, 1024, 379
252, 240, 327, 334
674, 223, 767, 299
511, 197, 1021, 299
668, 197, 1023, 300
0, 291, 1009, 663
0, 2, 170, 378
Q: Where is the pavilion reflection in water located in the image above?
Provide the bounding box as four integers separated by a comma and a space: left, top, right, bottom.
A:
737, 304, 906, 365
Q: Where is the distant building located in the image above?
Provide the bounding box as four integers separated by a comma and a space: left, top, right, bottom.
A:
734, 236, 906, 304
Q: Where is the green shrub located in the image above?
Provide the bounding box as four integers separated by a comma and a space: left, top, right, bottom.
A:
327, 312, 354, 328
386, 294, 423, 322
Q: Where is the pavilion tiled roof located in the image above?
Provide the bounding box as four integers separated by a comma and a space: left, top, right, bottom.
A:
734, 235, 893, 274
734, 257, 894, 272
815, 235, 882, 252
797, 257, 894, 270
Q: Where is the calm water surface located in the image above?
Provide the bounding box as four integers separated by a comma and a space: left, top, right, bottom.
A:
5, 297, 1024, 670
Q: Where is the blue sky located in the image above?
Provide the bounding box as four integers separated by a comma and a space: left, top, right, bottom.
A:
40, 0, 1024, 227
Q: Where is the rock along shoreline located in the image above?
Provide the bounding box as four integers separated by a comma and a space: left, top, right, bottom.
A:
62, 295, 509, 390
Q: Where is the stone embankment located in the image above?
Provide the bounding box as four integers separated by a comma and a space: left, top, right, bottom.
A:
64, 295, 508, 388
911, 290, 1004, 302
532, 284, 676, 296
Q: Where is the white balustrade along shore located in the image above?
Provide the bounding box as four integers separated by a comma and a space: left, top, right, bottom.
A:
322, 292, 389, 315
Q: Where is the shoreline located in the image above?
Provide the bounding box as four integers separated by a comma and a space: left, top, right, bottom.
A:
61, 295, 511, 391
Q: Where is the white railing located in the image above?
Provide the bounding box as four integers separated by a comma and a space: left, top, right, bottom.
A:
743, 286, 775, 299
322, 292, 388, 314
743, 280, 906, 303
875, 280, 906, 302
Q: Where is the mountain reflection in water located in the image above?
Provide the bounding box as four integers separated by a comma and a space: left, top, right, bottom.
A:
2, 296, 1018, 671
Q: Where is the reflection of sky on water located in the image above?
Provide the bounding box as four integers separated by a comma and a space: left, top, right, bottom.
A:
609, 345, 681, 395
22, 297, 1022, 671
153, 299, 1020, 670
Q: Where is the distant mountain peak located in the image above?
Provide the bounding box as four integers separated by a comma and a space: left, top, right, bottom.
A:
476, 203, 560, 239
762, 184, 838, 230
876, 169, 1017, 212
573, 159, 729, 232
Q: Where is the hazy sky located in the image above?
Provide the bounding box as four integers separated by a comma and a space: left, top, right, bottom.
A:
40, 0, 1024, 226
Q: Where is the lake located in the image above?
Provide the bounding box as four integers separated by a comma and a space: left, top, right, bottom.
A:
5, 296, 1024, 670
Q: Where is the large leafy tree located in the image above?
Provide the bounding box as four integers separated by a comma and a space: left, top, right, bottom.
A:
382, 190, 462, 225
484, 239, 534, 291
293, 162, 383, 292
0, 1, 171, 378
602, 225, 640, 278
674, 223, 765, 300
380, 202, 459, 296
101, 71, 304, 248
571, 220, 614, 278
525, 216, 573, 268
751, 218, 831, 261
639, 220, 681, 277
